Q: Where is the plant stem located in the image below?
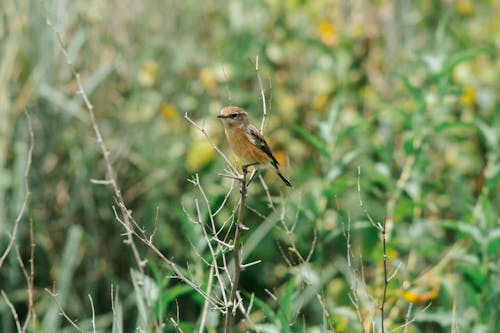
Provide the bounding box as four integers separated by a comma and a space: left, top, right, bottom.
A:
223, 167, 249, 333
380, 219, 388, 333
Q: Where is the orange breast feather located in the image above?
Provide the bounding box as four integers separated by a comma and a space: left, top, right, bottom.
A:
226, 128, 269, 165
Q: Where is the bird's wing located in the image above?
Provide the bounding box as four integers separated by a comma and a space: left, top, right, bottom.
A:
246, 124, 280, 166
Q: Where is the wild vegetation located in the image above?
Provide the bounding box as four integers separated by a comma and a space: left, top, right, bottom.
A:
1, 0, 499, 332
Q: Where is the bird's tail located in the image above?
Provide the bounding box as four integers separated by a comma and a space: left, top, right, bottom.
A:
276, 169, 292, 187
270, 161, 292, 187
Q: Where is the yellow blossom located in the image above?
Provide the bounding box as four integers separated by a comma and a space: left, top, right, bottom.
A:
186, 140, 215, 172
457, 0, 474, 16
402, 285, 440, 304
317, 19, 339, 46
461, 86, 476, 106
160, 104, 177, 120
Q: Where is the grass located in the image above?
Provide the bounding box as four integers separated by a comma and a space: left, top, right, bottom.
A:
1, 0, 499, 332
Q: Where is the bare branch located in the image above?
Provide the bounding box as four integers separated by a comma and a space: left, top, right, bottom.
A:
110, 206, 223, 309
223, 166, 250, 333
45, 289, 84, 333
198, 264, 215, 333
45, 11, 146, 275
357, 166, 379, 230
170, 299, 185, 333
316, 293, 336, 333
259, 174, 276, 211
1, 291, 22, 333
254, 55, 267, 134
388, 303, 431, 333
0, 111, 33, 268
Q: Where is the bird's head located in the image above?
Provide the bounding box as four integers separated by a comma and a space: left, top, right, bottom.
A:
217, 106, 249, 128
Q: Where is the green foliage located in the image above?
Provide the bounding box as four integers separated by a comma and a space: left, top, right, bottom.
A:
1, 0, 500, 332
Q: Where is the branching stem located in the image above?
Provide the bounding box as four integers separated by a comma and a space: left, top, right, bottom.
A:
223, 166, 249, 333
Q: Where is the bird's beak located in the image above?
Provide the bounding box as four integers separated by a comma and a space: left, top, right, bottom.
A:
217, 115, 226, 119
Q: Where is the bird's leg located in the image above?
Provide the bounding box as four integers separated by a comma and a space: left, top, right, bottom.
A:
242, 163, 258, 176
241, 163, 258, 194
247, 169, 259, 186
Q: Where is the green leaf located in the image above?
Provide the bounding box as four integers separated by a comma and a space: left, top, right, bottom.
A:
161, 284, 194, 311
293, 124, 330, 157
398, 74, 425, 108
112, 287, 123, 333
486, 228, 500, 257
279, 280, 295, 322
439, 220, 484, 245
42, 226, 83, 332
131, 269, 159, 330
458, 263, 485, 290
434, 46, 495, 80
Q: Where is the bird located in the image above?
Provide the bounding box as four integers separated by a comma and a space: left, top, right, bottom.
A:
217, 106, 292, 187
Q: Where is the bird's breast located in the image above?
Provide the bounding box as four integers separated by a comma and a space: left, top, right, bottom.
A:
225, 128, 268, 164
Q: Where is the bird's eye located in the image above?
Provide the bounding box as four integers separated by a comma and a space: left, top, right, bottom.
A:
230, 113, 238, 119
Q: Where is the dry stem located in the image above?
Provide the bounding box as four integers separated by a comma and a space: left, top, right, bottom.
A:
0, 111, 33, 268
45, 12, 146, 275
223, 167, 249, 333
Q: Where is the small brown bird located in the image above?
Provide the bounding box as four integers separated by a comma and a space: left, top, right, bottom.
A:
217, 106, 292, 187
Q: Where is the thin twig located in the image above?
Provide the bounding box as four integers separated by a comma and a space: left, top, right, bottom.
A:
237, 292, 260, 333
22, 220, 36, 332
45, 289, 84, 333
380, 217, 388, 333
45, 10, 147, 277
213, 179, 236, 216
388, 303, 431, 333
358, 166, 392, 333
259, 174, 276, 211
255, 55, 267, 134
0, 111, 33, 268
1, 291, 22, 332
357, 166, 379, 230
316, 293, 336, 332
184, 113, 239, 176
343, 211, 366, 332
48, 17, 159, 325
402, 303, 413, 333
198, 263, 214, 333
192, 196, 228, 307
110, 206, 222, 309
170, 299, 185, 333
16, 241, 35, 333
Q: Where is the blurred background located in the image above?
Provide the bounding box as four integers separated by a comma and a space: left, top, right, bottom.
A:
1, 0, 499, 332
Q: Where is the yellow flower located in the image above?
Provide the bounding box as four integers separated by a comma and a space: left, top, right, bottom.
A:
186, 140, 215, 172
461, 86, 476, 106
402, 285, 440, 304
317, 19, 339, 47
313, 93, 328, 112
138, 60, 159, 87
160, 104, 177, 120
457, 0, 474, 17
